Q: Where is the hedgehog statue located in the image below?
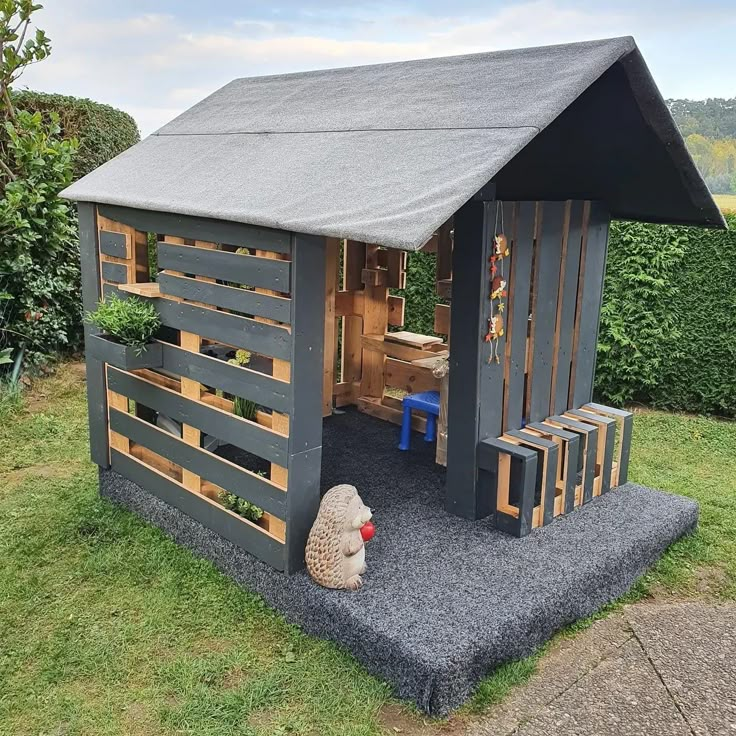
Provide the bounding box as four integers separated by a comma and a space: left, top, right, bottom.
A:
305, 484, 373, 591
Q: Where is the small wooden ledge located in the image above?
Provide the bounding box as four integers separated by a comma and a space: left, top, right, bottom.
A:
117, 282, 162, 298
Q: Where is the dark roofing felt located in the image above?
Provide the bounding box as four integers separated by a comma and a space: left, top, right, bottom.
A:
62, 36, 724, 250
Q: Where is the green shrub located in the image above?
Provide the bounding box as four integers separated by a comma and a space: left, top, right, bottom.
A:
86, 295, 161, 355
12, 90, 140, 179
392, 250, 445, 336
596, 215, 736, 416
0, 1, 81, 370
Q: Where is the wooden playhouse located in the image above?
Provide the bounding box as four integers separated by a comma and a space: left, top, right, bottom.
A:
63, 37, 724, 573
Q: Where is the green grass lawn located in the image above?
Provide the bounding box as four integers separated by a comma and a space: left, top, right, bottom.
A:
1, 367, 735, 735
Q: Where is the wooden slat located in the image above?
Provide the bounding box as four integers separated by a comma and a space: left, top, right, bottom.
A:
342, 240, 366, 291
384, 357, 440, 394
156, 298, 291, 360
99, 204, 291, 256
361, 334, 445, 363
527, 202, 566, 423
160, 342, 291, 414
118, 282, 162, 298
158, 272, 290, 322
110, 408, 287, 513
158, 242, 291, 292
433, 303, 450, 336
385, 249, 407, 289
111, 449, 285, 570
570, 202, 611, 408
130, 443, 182, 481
107, 367, 288, 465
385, 331, 443, 349
360, 245, 389, 399
254, 246, 291, 544
503, 201, 535, 431
99, 230, 130, 259
584, 402, 634, 486
550, 201, 585, 414
357, 395, 427, 433
107, 390, 130, 454
388, 295, 405, 327
101, 261, 128, 284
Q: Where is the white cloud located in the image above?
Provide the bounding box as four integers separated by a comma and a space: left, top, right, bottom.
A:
17, 1, 734, 136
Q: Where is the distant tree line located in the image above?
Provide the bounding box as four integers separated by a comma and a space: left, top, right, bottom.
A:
668, 97, 736, 193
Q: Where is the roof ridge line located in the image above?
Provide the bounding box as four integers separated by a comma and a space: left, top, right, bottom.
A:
151, 125, 542, 137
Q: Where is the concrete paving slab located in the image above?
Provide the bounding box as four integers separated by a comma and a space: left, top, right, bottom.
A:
513, 638, 691, 736
627, 602, 736, 736
467, 615, 634, 736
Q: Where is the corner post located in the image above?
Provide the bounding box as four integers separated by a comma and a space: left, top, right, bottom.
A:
285, 232, 326, 572
78, 202, 110, 468
445, 185, 502, 520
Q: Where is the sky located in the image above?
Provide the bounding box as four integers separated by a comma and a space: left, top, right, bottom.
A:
18, 0, 736, 136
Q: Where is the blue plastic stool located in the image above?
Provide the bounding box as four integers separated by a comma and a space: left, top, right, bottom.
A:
398, 390, 440, 451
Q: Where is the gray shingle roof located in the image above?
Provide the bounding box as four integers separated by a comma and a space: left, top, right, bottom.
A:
62, 36, 725, 250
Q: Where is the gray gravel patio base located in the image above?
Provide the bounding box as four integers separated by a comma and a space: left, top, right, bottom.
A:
99, 409, 698, 715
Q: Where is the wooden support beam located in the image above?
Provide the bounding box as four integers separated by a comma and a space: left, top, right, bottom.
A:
359, 245, 389, 400
323, 238, 340, 417
445, 190, 502, 520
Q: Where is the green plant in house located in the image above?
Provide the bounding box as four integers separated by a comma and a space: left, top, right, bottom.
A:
86, 295, 161, 356
218, 490, 264, 523
228, 349, 258, 421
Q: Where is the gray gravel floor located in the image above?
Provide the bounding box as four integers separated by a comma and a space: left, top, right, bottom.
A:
100, 408, 699, 715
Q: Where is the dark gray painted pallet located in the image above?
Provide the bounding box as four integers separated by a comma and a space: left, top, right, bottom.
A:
585, 403, 634, 485
551, 201, 584, 415
98, 204, 291, 255
528, 422, 580, 515
158, 272, 291, 323
158, 242, 290, 292
99, 230, 128, 258
528, 202, 565, 423
478, 436, 537, 537
571, 203, 610, 408
111, 449, 285, 570
109, 408, 286, 517
160, 343, 292, 414
106, 367, 288, 465
549, 415, 598, 504
156, 299, 291, 361
79, 203, 109, 467
508, 429, 559, 525
504, 201, 536, 431
100, 260, 128, 284
86, 334, 162, 370
284, 232, 327, 573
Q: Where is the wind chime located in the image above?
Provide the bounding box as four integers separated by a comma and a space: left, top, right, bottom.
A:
484, 202, 510, 364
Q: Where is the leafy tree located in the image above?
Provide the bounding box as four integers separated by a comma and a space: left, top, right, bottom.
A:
0, 1, 81, 369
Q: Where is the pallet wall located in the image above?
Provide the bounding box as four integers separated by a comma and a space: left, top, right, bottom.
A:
79, 204, 325, 572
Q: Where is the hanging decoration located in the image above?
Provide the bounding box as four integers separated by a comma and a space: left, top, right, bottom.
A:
484, 203, 510, 364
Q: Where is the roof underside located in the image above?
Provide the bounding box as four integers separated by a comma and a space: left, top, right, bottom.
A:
62, 36, 725, 251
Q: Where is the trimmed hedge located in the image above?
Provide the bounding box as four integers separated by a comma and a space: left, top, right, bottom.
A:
398, 217, 736, 417
12, 90, 140, 179
596, 215, 736, 416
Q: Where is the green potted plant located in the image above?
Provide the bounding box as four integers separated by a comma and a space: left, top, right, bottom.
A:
85, 294, 162, 370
